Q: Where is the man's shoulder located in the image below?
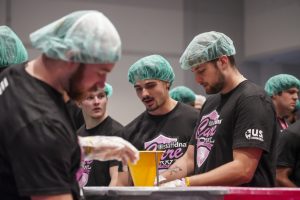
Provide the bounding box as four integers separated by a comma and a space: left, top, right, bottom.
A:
174, 102, 199, 117
239, 81, 266, 96
125, 111, 147, 127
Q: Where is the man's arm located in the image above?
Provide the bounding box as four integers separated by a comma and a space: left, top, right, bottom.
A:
188, 147, 262, 186
276, 167, 297, 187
109, 165, 119, 186
117, 167, 133, 186
161, 147, 262, 186
160, 145, 194, 182
31, 194, 73, 200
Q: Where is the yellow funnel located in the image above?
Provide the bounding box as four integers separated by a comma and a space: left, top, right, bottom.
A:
128, 150, 164, 186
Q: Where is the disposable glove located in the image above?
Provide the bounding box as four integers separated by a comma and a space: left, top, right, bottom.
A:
160, 178, 189, 187
153, 175, 167, 186
78, 136, 139, 165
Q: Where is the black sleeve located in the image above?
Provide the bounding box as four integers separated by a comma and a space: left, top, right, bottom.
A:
7, 118, 77, 196
277, 131, 299, 168
232, 95, 276, 152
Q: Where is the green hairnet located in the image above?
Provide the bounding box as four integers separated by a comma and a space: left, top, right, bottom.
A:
0, 26, 28, 67
104, 83, 113, 97
180, 31, 236, 70
264, 74, 300, 96
128, 54, 175, 85
30, 10, 121, 64
169, 86, 196, 104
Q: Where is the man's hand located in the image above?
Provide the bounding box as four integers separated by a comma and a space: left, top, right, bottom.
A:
78, 136, 139, 165
160, 178, 188, 187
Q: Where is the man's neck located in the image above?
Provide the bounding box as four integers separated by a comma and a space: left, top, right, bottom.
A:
148, 98, 177, 116
25, 56, 72, 95
221, 71, 246, 94
84, 113, 108, 129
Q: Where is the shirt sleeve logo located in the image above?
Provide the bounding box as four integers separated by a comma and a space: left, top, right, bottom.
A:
245, 129, 264, 142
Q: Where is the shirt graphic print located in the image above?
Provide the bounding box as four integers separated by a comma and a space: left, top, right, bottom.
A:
195, 110, 222, 168
144, 134, 187, 170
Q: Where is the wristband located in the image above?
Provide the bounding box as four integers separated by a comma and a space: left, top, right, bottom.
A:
185, 177, 190, 186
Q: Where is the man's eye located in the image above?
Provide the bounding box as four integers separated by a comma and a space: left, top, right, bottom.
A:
145, 84, 156, 89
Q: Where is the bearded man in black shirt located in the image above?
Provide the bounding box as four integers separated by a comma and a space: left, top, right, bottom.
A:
159, 31, 278, 187
0, 11, 138, 200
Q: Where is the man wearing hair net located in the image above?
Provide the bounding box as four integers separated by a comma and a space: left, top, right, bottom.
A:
0, 25, 28, 73
0, 11, 138, 200
158, 31, 278, 187
76, 83, 124, 187
264, 74, 300, 131
118, 54, 198, 186
169, 86, 197, 107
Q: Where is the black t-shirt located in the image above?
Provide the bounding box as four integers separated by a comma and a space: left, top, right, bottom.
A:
190, 80, 278, 187
277, 120, 300, 186
66, 100, 85, 130
77, 116, 123, 186
0, 64, 81, 200
123, 102, 199, 170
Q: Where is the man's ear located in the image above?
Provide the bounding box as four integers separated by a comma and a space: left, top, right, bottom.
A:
218, 55, 229, 70
166, 82, 171, 90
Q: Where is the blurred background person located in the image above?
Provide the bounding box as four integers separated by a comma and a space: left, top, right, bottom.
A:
194, 94, 206, 111
265, 74, 300, 131
276, 120, 300, 187
0, 25, 28, 74
76, 83, 123, 187
169, 85, 197, 107
287, 100, 300, 124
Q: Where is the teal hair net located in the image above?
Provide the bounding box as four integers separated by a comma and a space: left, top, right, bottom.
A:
264, 74, 300, 96
0, 26, 28, 67
169, 86, 196, 104
30, 10, 121, 64
128, 54, 175, 85
180, 31, 236, 70
104, 83, 113, 97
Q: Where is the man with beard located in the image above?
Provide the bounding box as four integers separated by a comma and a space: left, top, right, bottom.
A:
0, 11, 138, 200
158, 31, 278, 187
264, 74, 300, 131
118, 54, 199, 186
76, 83, 123, 187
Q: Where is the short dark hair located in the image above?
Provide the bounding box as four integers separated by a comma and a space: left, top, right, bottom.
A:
209, 55, 236, 67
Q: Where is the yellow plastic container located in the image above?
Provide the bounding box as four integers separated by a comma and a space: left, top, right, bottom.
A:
128, 150, 164, 186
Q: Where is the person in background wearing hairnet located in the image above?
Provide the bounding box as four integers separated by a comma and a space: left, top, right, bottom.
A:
76, 83, 124, 187
287, 100, 300, 124
0, 11, 138, 200
157, 31, 278, 187
0, 25, 28, 74
169, 85, 197, 107
194, 94, 206, 111
276, 117, 300, 187
117, 54, 199, 186
264, 74, 300, 131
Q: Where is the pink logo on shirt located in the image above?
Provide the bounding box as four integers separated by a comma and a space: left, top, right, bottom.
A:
144, 134, 187, 170
195, 110, 221, 167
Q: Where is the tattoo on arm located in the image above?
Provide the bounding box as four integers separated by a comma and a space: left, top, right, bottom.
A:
167, 166, 183, 176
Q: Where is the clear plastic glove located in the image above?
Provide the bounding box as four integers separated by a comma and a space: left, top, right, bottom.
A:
78, 136, 139, 165
160, 178, 187, 187
153, 175, 167, 186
